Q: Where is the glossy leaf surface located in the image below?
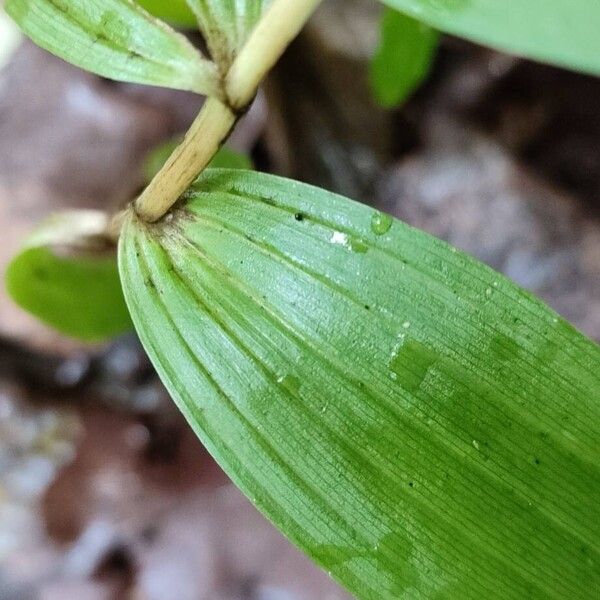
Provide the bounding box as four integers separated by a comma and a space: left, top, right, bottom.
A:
382, 0, 600, 76
7, 211, 131, 341
5, 0, 217, 93
184, 0, 272, 69
370, 8, 438, 107
119, 170, 600, 599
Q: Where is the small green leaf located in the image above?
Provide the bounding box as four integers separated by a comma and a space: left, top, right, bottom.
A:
135, 0, 197, 28
208, 147, 254, 171
381, 0, 600, 76
370, 8, 438, 108
5, 0, 218, 94
143, 139, 253, 183
7, 211, 132, 341
120, 170, 600, 599
184, 0, 273, 69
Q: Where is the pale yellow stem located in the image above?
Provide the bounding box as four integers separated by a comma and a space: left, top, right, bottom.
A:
133, 0, 323, 223
225, 0, 323, 110
134, 97, 235, 222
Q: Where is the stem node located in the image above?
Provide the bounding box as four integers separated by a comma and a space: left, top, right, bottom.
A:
134, 0, 322, 223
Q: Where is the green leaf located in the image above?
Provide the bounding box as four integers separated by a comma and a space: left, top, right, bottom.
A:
5, 0, 218, 94
143, 140, 253, 184
370, 8, 438, 108
381, 0, 600, 76
135, 0, 197, 28
208, 147, 254, 171
184, 0, 272, 69
7, 211, 132, 341
119, 170, 600, 599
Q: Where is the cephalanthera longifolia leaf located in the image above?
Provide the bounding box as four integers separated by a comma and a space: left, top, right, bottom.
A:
370, 8, 438, 108
5, 0, 218, 94
119, 170, 600, 599
6, 211, 131, 341
184, 0, 273, 69
382, 0, 600, 76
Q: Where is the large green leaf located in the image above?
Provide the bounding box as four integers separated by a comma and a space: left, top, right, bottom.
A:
6, 211, 131, 341
5, 0, 218, 94
119, 170, 600, 599
184, 0, 273, 69
381, 0, 600, 76
370, 8, 438, 108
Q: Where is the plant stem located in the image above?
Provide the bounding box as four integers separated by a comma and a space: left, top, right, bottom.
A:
225, 0, 323, 110
134, 97, 235, 222
134, 0, 323, 223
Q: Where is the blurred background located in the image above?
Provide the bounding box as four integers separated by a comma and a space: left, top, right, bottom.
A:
0, 1, 598, 598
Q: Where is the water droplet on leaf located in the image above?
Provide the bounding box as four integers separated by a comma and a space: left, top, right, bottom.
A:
389, 339, 438, 393
349, 237, 369, 254
371, 212, 393, 235
277, 374, 301, 394
330, 231, 349, 246
330, 231, 368, 253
